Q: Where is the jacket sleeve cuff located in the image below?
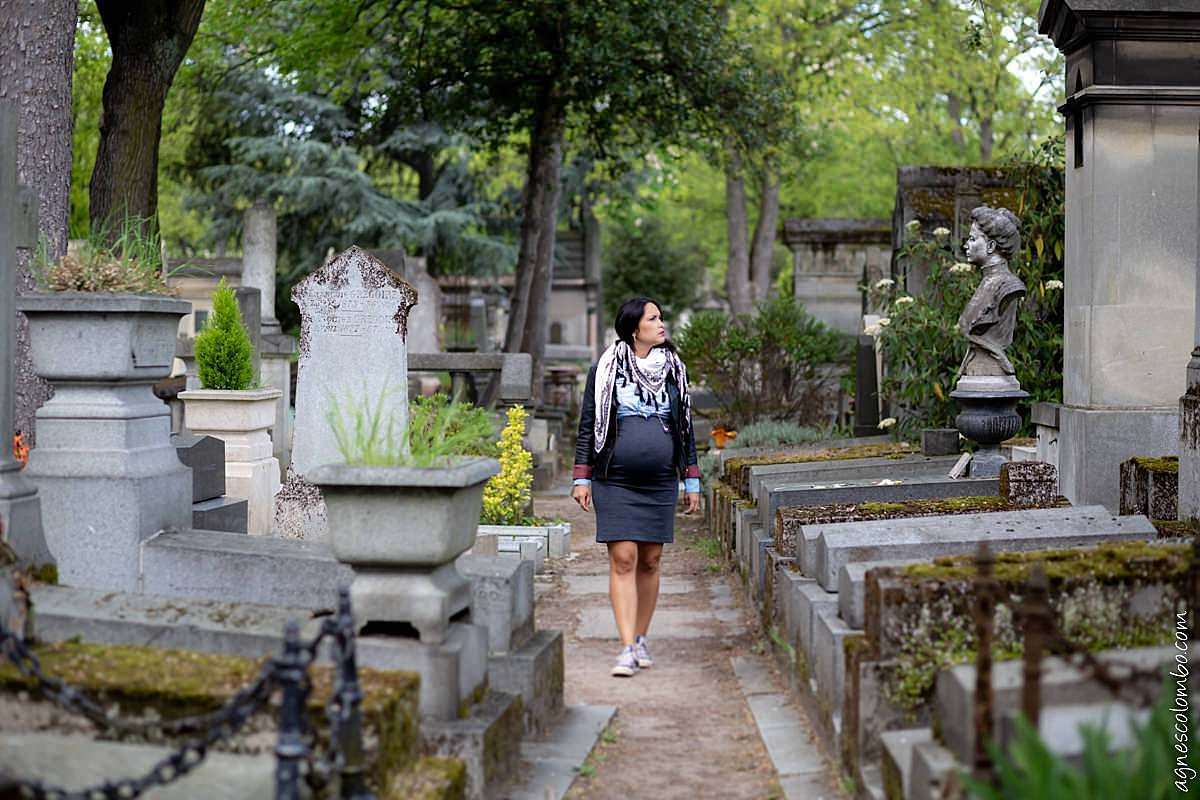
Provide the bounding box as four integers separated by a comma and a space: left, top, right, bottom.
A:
573, 478, 592, 487
572, 464, 593, 479
684, 477, 700, 494
685, 465, 701, 479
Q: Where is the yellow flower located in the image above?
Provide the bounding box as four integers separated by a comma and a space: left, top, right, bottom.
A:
481, 405, 534, 526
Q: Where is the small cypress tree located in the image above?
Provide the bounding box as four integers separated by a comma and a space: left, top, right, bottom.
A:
195, 279, 254, 390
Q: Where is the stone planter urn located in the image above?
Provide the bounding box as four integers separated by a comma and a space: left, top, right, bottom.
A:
179, 388, 283, 535
16, 293, 193, 592
307, 456, 500, 643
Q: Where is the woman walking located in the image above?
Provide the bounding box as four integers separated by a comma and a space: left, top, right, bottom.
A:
571, 297, 701, 677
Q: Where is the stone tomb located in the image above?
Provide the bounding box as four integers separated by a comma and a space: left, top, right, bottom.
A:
275, 246, 417, 540
172, 433, 247, 532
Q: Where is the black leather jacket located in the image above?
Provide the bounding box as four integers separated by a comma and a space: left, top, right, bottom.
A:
573, 363, 700, 483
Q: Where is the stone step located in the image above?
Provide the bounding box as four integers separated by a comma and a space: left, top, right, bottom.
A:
909, 739, 959, 800
488, 629, 565, 736
838, 560, 923, 630
749, 454, 962, 508
935, 645, 1177, 766
760, 474, 998, 531
812, 608, 857, 733
423, 689, 525, 800
812, 506, 1155, 590
0, 732, 273, 799
783, 575, 838, 671
141, 528, 352, 611
879, 729, 931, 800
507, 704, 618, 800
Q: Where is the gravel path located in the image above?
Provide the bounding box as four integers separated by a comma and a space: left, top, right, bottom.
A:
532, 492, 844, 800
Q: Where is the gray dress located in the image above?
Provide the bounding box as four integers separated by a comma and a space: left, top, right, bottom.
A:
593, 413, 679, 545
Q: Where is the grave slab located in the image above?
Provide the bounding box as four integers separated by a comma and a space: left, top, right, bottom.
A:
935, 645, 1175, 766
421, 689, 523, 800
793, 579, 838, 669
813, 506, 1155, 590
508, 704, 617, 800
748, 454, 961, 509
562, 574, 695, 596
880, 728, 931, 800
0, 733, 273, 799
141, 528, 352, 610
838, 559, 923, 630
192, 496, 248, 533
488, 629, 565, 735
761, 474, 997, 531
812, 608, 858, 730
909, 739, 958, 800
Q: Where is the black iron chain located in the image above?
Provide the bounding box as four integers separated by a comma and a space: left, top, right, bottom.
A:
0, 624, 275, 738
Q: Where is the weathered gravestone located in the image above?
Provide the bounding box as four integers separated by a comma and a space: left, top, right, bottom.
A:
0, 101, 47, 566
275, 247, 417, 540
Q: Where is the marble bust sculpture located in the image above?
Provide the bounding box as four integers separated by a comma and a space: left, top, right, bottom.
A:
956, 205, 1026, 392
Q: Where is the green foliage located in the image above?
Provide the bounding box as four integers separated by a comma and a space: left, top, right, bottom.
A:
676, 295, 852, 427
726, 420, 830, 450
327, 390, 495, 468
481, 405, 535, 526
876, 138, 1065, 438
963, 684, 1200, 800
195, 279, 255, 390
34, 215, 171, 295
602, 217, 701, 320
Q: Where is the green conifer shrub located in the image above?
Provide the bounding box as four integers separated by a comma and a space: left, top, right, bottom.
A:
195, 279, 255, 390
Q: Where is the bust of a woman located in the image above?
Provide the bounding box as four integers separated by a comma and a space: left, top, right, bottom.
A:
956, 205, 1026, 388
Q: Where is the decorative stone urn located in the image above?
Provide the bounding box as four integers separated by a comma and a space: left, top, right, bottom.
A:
307, 456, 500, 643
16, 293, 193, 592
179, 388, 283, 535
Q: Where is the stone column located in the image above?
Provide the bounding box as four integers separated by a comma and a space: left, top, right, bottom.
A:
1039, 1, 1200, 510
1180, 128, 1200, 521
0, 101, 47, 565
242, 200, 279, 334
242, 200, 295, 475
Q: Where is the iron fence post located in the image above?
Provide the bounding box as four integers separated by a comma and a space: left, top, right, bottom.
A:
275, 621, 310, 800
335, 587, 373, 799
1021, 563, 1051, 731
972, 542, 996, 782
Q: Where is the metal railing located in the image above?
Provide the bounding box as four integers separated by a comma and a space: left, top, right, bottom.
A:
969, 539, 1194, 780
0, 587, 375, 800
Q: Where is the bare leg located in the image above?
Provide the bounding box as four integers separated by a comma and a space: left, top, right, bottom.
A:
635, 542, 663, 638
608, 541, 639, 646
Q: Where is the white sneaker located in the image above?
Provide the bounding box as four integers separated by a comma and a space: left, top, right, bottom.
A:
611, 644, 638, 677
634, 635, 653, 668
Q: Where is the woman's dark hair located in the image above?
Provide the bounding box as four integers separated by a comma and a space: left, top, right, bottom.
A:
613, 296, 676, 351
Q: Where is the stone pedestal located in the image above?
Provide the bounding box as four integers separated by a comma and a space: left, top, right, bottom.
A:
180, 389, 282, 535
17, 294, 192, 592
1040, 1, 1200, 510
241, 201, 280, 335
951, 380, 1027, 478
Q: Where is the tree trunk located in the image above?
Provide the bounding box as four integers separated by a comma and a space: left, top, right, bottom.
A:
724, 146, 752, 316
980, 113, 994, 163
503, 93, 565, 411
749, 167, 780, 303
89, 0, 205, 234
0, 0, 78, 444
581, 188, 604, 358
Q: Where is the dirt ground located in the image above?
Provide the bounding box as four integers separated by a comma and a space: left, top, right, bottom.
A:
532, 491, 839, 800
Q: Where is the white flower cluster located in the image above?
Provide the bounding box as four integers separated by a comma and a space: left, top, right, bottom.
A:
905, 219, 921, 233
1044, 279, 1064, 290
933, 227, 950, 239
875, 278, 895, 289
864, 324, 881, 336
949, 263, 974, 274
877, 417, 897, 429
878, 317, 891, 327
894, 296, 915, 306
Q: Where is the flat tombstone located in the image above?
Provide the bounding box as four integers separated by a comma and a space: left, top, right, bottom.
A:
291, 247, 417, 476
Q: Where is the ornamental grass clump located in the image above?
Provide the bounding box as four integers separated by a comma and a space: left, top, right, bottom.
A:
481, 405, 534, 525
327, 390, 495, 468
194, 279, 255, 390
35, 215, 173, 295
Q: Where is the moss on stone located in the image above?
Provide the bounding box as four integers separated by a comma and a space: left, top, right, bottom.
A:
1133, 456, 1179, 475
723, 441, 919, 496
1154, 519, 1200, 539
29, 563, 57, 584
384, 756, 467, 800
900, 540, 1191, 585
778, 494, 1067, 534
0, 639, 422, 782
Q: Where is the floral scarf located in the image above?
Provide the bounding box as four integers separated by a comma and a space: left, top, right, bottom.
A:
593, 340, 691, 453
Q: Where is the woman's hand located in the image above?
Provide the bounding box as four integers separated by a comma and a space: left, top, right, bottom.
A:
683, 492, 701, 514
571, 483, 592, 512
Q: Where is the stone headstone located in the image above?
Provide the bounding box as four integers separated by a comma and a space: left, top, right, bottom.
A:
920, 429, 959, 456
291, 246, 417, 476
277, 247, 417, 539
233, 287, 262, 381
370, 249, 440, 354
241, 200, 280, 334
172, 432, 225, 503
998, 461, 1058, 507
